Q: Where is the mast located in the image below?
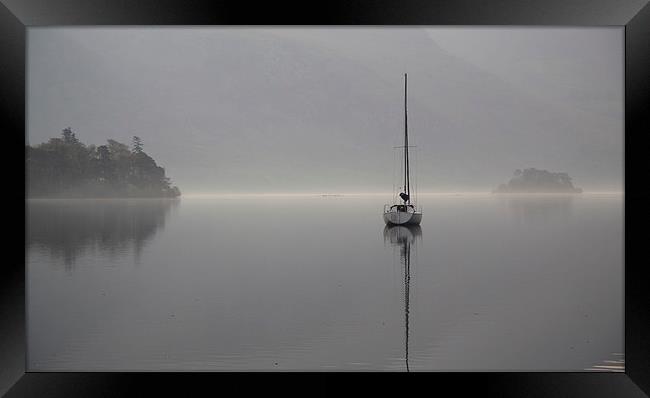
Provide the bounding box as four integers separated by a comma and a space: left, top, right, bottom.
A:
403, 73, 410, 204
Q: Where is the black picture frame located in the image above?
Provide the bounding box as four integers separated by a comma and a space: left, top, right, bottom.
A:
3, 0, 649, 396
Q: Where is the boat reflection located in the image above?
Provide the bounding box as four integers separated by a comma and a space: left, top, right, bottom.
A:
383, 224, 422, 372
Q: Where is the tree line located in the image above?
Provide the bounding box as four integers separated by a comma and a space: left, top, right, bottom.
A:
27, 128, 181, 198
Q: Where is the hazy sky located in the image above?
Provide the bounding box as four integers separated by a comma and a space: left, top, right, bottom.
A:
28, 27, 623, 193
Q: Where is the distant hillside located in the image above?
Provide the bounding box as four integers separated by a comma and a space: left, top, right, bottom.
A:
26, 128, 181, 198
494, 168, 582, 193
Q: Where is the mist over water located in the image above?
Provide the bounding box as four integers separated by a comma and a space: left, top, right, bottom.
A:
28, 27, 623, 193
27, 194, 623, 371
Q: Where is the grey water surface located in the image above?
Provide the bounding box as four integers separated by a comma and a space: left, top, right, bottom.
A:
27, 194, 623, 371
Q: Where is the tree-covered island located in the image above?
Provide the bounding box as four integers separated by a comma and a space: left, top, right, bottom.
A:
494, 168, 582, 193
27, 128, 181, 198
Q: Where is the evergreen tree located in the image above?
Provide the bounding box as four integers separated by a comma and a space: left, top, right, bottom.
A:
132, 136, 143, 154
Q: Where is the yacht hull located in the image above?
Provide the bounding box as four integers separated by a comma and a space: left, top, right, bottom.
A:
383, 211, 422, 226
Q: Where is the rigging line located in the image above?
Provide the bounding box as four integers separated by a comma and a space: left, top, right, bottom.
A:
411, 147, 416, 205
392, 148, 396, 202
414, 147, 418, 206
394, 147, 404, 203
394, 148, 399, 204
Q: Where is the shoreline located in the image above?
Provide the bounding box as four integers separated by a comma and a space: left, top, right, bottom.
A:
25, 192, 623, 200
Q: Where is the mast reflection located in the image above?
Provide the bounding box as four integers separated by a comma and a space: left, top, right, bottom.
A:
383, 224, 422, 372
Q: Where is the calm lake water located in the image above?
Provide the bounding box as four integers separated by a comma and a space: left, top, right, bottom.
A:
27, 194, 623, 371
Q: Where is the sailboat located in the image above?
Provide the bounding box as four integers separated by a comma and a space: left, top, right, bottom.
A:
383, 74, 423, 226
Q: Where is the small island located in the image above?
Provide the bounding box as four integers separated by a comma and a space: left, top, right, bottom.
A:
494, 168, 582, 193
27, 128, 181, 198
